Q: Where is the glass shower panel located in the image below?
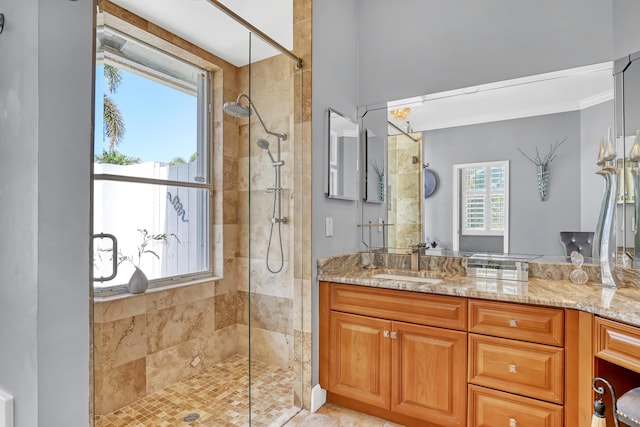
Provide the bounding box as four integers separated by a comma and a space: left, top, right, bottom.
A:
246, 31, 303, 425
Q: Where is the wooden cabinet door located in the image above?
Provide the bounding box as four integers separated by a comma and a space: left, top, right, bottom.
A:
329, 311, 391, 409
391, 321, 467, 427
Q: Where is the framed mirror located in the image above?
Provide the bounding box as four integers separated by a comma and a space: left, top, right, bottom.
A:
327, 108, 359, 200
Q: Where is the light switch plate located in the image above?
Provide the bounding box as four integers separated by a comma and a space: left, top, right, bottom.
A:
325, 217, 333, 237
0, 386, 14, 427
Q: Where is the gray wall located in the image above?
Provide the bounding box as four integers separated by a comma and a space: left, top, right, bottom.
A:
424, 111, 583, 256
613, 0, 640, 58
357, 0, 613, 107
580, 101, 615, 231
0, 0, 92, 425
311, 0, 359, 386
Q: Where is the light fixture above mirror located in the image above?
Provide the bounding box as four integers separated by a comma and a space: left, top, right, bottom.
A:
389, 107, 411, 121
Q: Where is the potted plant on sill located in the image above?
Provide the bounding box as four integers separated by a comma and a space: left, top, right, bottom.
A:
117, 228, 180, 294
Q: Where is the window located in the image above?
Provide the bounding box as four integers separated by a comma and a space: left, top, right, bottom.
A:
456, 161, 509, 236
93, 25, 211, 291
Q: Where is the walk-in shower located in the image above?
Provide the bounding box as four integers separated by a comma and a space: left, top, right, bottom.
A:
224, 94, 288, 273
93, 1, 305, 424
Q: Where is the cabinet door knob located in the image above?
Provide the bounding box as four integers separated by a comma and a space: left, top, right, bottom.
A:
390, 331, 397, 339
509, 319, 518, 327
509, 418, 517, 427
508, 364, 517, 373
383, 331, 390, 337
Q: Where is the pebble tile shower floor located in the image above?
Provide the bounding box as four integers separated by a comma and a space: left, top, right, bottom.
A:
95, 354, 296, 427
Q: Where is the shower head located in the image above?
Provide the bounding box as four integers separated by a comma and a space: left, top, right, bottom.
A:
223, 93, 287, 140
256, 138, 276, 163
256, 138, 270, 150
223, 101, 250, 118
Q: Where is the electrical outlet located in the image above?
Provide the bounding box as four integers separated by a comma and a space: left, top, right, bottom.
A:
325, 217, 333, 237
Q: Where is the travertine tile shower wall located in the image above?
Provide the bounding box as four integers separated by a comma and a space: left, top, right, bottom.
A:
234, 0, 313, 408
388, 133, 422, 249
93, 280, 238, 415
236, 53, 296, 370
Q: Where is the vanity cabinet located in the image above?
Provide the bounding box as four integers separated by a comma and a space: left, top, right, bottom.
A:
321, 282, 467, 427
468, 300, 566, 426
594, 316, 640, 373
319, 282, 591, 427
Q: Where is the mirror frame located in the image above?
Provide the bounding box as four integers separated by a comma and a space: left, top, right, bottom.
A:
327, 108, 359, 201
614, 49, 640, 262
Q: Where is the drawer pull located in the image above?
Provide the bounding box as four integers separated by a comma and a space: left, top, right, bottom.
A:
383, 331, 389, 337
509, 319, 518, 327
508, 364, 517, 373
509, 418, 517, 427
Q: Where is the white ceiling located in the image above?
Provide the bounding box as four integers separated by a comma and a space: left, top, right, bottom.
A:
387, 62, 614, 133
111, 0, 293, 67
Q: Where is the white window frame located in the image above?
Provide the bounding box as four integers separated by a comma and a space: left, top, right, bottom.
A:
452, 160, 509, 253
93, 24, 213, 295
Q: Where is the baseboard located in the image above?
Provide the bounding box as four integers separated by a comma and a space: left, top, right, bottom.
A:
310, 384, 326, 412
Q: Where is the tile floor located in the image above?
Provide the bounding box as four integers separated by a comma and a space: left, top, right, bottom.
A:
285, 403, 405, 427
95, 354, 402, 427
95, 354, 297, 427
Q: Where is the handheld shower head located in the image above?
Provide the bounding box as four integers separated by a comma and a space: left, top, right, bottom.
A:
256, 138, 276, 163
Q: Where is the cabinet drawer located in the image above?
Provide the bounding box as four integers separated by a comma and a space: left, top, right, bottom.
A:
595, 317, 640, 373
469, 385, 563, 427
469, 334, 564, 404
469, 299, 564, 346
330, 283, 467, 330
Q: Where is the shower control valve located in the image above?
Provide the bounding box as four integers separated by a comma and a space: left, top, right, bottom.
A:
272, 217, 288, 224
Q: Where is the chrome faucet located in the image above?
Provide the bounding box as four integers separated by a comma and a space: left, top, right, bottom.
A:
411, 243, 426, 271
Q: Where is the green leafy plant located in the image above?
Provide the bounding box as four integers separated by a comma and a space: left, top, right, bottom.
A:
116, 229, 180, 268
95, 149, 141, 165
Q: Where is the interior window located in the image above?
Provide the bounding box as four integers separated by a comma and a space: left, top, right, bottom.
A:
93, 25, 211, 291
461, 162, 508, 236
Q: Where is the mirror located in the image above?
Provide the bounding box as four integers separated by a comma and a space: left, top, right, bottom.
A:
327, 108, 359, 200
364, 129, 385, 203
361, 62, 615, 257
615, 50, 640, 262
386, 127, 423, 249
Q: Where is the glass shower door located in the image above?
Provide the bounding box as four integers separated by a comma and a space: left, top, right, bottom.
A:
244, 31, 304, 425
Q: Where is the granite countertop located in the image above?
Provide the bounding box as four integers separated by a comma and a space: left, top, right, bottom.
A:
318, 265, 640, 327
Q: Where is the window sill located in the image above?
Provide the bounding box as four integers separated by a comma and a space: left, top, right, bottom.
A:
93, 276, 221, 303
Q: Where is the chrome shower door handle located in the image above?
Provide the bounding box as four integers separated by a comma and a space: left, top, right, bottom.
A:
92, 233, 118, 282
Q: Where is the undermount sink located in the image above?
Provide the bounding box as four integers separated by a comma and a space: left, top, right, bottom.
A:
373, 273, 442, 285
